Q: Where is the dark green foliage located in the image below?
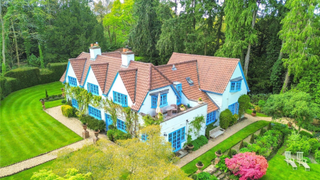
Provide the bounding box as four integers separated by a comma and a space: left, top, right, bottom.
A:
238, 94, 250, 119
270, 56, 286, 94
45, 0, 106, 63
239, 140, 244, 150
258, 100, 266, 108
243, 141, 248, 148
47, 63, 68, 81
108, 125, 115, 130
299, 131, 313, 138
107, 129, 131, 142
4, 67, 40, 89
250, 134, 255, 144
0, 77, 18, 99
219, 109, 233, 129
254, 134, 259, 140
227, 148, 232, 157
231, 149, 237, 156
308, 138, 320, 153
80, 115, 106, 132
240, 148, 251, 153
205, 123, 217, 139
260, 128, 266, 136
45, 89, 48, 98
192, 172, 217, 180
267, 123, 272, 130
249, 94, 271, 105
191, 135, 208, 151
272, 123, 291, 137
215, 155, 228, 173
61, 99, 66, 104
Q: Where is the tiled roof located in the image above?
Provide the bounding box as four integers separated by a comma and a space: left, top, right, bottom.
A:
157, 60, 218, 113
121, 61, 172, 111
101, 51, 122, 58
168, 52, 239, 94
91, 63, 109, 92
119, 68, 137, 103
69, 58, 87, 83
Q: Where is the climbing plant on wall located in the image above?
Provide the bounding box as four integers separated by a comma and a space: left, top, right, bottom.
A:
190, 115, 205, 137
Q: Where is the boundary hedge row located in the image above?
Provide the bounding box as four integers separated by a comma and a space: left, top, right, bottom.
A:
0, 63, 67, 100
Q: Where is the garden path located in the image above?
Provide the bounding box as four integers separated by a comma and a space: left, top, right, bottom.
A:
176, 113, 311, 168
0, 106, 111, 178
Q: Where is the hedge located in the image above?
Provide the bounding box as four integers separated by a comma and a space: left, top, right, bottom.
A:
191, 135, 208, 151
80, 115, 106, 132
1, 63, 67, 100
205, 123, 217, 139
107, 129, 131, 142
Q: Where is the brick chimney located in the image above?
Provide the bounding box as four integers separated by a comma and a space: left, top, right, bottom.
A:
121, 47, 134, 67
89, 42, 101, 60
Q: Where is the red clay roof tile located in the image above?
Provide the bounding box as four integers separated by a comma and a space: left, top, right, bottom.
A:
91, 63, 109, 92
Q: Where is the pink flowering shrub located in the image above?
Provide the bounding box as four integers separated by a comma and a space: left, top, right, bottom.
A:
225, 152, 268, 180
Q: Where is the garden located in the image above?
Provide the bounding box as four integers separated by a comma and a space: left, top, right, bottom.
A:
0, 82, 82, 167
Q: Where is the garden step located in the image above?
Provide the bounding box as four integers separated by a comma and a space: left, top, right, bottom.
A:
218, 173, 226, 179
213, 170, 223, 177
203, 165, 217, 175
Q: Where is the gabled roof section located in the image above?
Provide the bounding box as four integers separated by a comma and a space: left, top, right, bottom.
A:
168, 52, 240, 94
91, 63, 109, 93
157, 60, 218, 113
69, 58, 87, 83
101, 51, 122, 58
150, 65, 172, 90
119, 68, 137, 103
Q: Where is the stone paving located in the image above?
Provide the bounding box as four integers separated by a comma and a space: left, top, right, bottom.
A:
0, 106, 110, 178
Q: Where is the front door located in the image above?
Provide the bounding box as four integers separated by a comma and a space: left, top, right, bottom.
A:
168, 127, 185, 152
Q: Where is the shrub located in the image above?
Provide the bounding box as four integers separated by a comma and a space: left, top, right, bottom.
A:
231, 114, 238, 125
287, 131, 311, 156
0, 77, 18, 99
205, 123, 217, 139
80, 115, 106, 132
61, 105, 73, 117
267, 123, 272, 130
254, 106, 261, 113
243, 142, 248, 148
239, 148, 251, 153
225, 152, 268, 180
315, 150, 320, 163
247, 144, 261, 154
250, 134, 255, 144
215, 155, 229, 173
299, 130, 313, 138
231, 149, 237, 156
254, 134, 259, 140
239, 140, 244, 150
219, 109, 233, 129
258, 100, 266, 108
238, 94, 250, 119
259, 128, 266, 136
303, 157, 311, 163
249, 94, 271, 105
192, 172, 217, 180
308, 138, 320, 153
108, 125, 115, 130
107, 129, 131, 142
61, 99, 66, 104
191, 135, 208, 151
228, 149, 232, 157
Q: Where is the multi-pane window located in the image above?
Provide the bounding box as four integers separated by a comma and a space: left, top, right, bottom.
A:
168, 127, 186, 152
206, 111, 216, 125
141, 134, 148, 142
228, 102, 239, 115
117, 119, 126, 132
113, 91, 128, 107
87, 83, 99, 95
68, 76, 77, 86
151, 93, 168, 108
230, 80, 241, 92
88, 105, 101, 120
72, 99, 78, 108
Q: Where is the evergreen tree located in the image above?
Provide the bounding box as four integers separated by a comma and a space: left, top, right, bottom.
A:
250, 134, 254, 144
129, 0, 161, 63
45, 0, 106, 63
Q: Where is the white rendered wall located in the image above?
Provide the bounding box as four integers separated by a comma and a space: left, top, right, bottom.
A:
160, 104, 207, 147
65, 63, 78, 86
107, 74, 134, 107
139, 86, 177, 116
206, 92, 222, 109
221, 64, 248, 111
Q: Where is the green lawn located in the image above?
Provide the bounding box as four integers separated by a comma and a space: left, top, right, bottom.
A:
261, 155, 320, 180
1, 161, 54, 180
0, 82, 82, 167
246, 109, 269, 117
181, 120, 270, 175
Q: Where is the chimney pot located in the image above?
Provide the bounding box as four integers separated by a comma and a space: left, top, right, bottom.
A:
91, 44, 93, 47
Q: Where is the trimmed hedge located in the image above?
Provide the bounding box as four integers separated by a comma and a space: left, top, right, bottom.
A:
107, 129, 131, 142
299, 130, 313, 138
80, 115, 106, 132
61, 105, 73, 117
191, 135, 208, 151
205, 123, 217, 139
219, 109, 233, 129
1, 63, 67, 100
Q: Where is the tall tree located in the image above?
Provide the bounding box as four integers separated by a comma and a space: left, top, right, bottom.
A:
129, 0, 161, 62
45, 0, 107, 62
215, 0, 260, 77
279, 0, 320, 93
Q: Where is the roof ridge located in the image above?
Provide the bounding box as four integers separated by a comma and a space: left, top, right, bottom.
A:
172, 52, 240, 61
91, 62, 109, 65
118, 68, 138, 73
151, 65, 173, 85
157, 59, 197, 68
96, 54, 121, 60
69, 58, 87, 61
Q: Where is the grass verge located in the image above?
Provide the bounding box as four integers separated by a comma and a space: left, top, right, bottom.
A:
261, 155, 320, 180
0, 82, 82, 167
246, 109, 269, 117
181, 120, 269, 175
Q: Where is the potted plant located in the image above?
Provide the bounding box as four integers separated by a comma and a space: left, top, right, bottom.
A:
180, 104, 186, 111
186, 135, 194, 151
198, 97, 203, 104
40, 99, 45, 105
94, 128, 100, 138
61, 88, 65, 97
252, 110, 256, 117
82, 121, 87, 131
196, 161, 204, 173
215, 149, 222, 157
288, 121, 292, 128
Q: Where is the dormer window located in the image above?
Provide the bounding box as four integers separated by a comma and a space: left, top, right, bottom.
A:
230, 77, 242, 92
186, 77, 194, 86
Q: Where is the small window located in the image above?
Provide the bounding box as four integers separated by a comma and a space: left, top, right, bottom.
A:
113, 91, 128, 107
151, 96, 157, 108
117, 119, 126, 132
228, 102, 239, 115
68, 76, 77, 86
88, 105, 101, 120
141, 134, 148, 142
151, 94, 168, 108
206, 111, 216, 125
236, 81, 241, 91
72, 99, 78, 108
186, 77, 194, 86
230, 80, 241, 92
88, 83, 99, 95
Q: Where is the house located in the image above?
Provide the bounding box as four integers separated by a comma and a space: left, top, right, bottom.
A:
60, 43, 249, 152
